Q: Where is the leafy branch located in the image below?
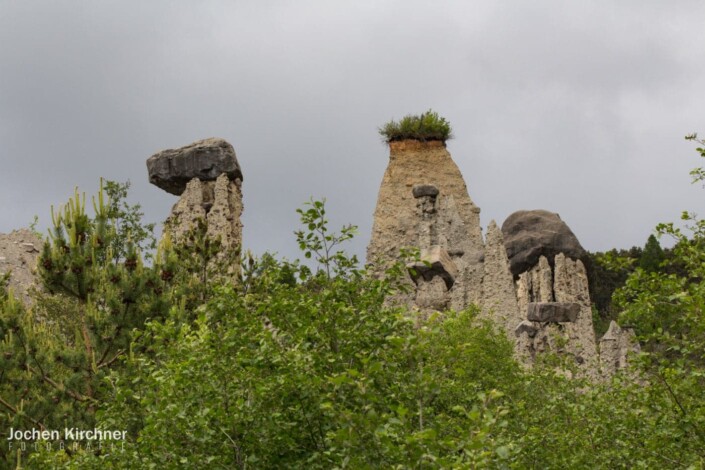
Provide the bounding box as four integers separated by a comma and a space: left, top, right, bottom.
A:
295, 199, 358, 279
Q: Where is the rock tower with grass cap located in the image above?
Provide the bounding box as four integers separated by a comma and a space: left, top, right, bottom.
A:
368, 111, 637, 378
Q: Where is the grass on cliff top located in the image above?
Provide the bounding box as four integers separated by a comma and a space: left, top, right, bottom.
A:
378, 109, 453, 143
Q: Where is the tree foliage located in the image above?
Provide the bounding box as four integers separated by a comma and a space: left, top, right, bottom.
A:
639, 234, 665, 273
1, 180, 175, 466
28, 198, 519, 469
7, 135, 705, 468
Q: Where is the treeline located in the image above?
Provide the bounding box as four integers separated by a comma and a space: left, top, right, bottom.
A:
586, 233, 685, 336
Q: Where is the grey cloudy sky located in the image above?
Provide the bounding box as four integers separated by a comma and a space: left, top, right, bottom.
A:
1, 1, 704, 261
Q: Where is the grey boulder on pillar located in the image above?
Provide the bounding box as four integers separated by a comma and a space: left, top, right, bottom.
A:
147, 137, 243, 195
501, 209, 586, 278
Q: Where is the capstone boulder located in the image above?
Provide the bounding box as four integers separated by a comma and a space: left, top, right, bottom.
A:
147, 138, 243, 195
501, 209, 586, 277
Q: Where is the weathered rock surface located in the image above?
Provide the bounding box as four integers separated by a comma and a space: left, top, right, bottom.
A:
480, 221, 522, 338
553, 253, 597, 369
407, 246, 458, 289
364, 137, 630, 381
166, 173, 243, 257
412, 184, 439, 198
599, 321, 641, 378
514, 253, 599, 376
367, 140, 484, 310
415, 276, 451, 312
0, 229, 41, 304
527, 302, 580, 323
515, 320, 538, 337
502, 210, 585, 278
147, 138, 243, 195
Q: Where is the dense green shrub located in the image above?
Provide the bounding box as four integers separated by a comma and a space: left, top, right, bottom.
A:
0, 180, 169, 466
378, 109, 453, 143
32, 200, 518, 469
11, 135, 705, 468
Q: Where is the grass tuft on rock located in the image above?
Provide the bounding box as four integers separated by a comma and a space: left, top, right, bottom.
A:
378, 109, 453, 143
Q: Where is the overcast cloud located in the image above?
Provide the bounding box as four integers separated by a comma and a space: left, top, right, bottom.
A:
1, 1, 704, 261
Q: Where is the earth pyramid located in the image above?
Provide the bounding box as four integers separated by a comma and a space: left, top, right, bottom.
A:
366, 113, 637, 377
147, 137, 244, 273
366, 139, 485, 313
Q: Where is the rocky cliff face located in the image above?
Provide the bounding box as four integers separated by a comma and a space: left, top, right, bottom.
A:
599, 321, 641, 379
0, 229, 41, 304
479, 221, 523, 341
367, 140, 484, 312
366, 140, 636, 379
513, 253, 599, 376
148, 138, 243, 271
166, 174, 243, 254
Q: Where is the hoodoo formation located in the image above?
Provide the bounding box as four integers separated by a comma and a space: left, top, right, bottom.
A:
0, 118, 638, 381
367, 112, 638, 378
366, 139, 485, 313
147, 137, 244, 271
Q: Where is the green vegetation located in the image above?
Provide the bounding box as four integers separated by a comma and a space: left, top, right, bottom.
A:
587, 227, 685, 336
639, 234, 665, 272
378, 109, 453, 143
1, 179, 169, 441
3, 135, 705, 468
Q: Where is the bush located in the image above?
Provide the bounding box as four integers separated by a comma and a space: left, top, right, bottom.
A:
30, 200, 519, 469
378, 109, 453, 143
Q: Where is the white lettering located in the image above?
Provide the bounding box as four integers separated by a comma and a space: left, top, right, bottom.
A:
7, 428, 59, 441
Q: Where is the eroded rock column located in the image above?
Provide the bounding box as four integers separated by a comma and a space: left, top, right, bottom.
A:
502, 210, 599, 376
479, 221, 523, 343
147, 138, 243, 273
366, 140, 484, 311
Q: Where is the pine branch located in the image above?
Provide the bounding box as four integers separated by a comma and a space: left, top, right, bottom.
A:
25, 365, 97, 404
0, 394, 47, 431
98, 349, 126, 369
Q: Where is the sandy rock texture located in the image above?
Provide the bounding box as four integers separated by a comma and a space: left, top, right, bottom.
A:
599, 321, 641, 378
166, 174, 243, 255
148, 138, 244, 276
479, 221, 522, 339
367, 140, 484, 311
0, 229, 41, 304
513, 254, 599, 377
364, 137, 637, 379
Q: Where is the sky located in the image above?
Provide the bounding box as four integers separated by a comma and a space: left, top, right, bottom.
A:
1, 1, 704, 261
